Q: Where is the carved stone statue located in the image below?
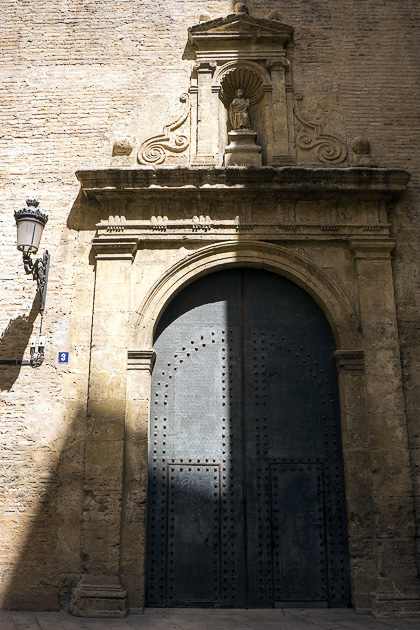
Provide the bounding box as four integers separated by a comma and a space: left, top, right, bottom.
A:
229, 89, 251, 130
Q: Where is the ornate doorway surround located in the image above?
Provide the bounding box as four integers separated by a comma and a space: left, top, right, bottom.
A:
70, 8, 419, 621
69, 164, 420, 619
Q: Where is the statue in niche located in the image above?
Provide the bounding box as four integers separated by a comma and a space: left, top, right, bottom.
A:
229, 89, 251, 130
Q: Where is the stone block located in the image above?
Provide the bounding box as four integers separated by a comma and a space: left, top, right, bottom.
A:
71, 578, 127, 618
224, 130, 262, 166
84, 440, 124, 487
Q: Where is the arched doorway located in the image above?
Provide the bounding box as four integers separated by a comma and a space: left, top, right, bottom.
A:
146, 268, 350, 608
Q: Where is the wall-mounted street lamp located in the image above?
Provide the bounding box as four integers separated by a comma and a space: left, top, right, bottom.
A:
14, 199, 50, 367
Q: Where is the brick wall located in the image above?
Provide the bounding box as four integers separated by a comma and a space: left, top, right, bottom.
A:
0, 0, 419, 609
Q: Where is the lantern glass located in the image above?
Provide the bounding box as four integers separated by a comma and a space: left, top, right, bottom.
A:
16, 218, 44, 254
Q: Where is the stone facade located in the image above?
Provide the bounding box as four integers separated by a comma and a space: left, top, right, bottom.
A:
0, 0, 419, 619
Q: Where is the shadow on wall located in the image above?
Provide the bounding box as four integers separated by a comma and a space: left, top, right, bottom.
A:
0, 297, 39, 391
1, 405, 87, 611
66, 188, 101, 232
1, 189, 113, 612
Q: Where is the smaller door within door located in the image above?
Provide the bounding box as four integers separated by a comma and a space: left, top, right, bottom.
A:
271, 464, 328, 605
166, 464, 221, 605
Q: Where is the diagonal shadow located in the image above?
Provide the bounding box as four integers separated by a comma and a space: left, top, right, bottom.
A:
1, 404, 87, 611
0, 297, 40, 391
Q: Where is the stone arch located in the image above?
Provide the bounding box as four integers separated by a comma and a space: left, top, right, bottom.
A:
214, 60, 272, 92
124, 241, 372, 613
132, 241, 360, 351
214, 61, 271, 108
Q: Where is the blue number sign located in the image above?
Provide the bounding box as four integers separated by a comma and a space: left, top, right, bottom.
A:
58, 352, 69, 364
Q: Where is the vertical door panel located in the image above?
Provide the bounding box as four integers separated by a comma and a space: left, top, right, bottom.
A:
243, 269, 350, 607
147, 271, 245, 607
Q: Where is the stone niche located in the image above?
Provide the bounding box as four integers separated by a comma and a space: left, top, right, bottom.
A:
188, 12, 294, 166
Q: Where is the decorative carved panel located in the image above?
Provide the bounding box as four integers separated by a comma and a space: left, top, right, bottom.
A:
138, 94, 190, 166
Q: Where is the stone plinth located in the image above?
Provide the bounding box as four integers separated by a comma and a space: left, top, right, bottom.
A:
224, 130, 262, 166
70, 578, 127, 618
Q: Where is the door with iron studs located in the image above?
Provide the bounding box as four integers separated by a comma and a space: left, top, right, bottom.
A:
146, 268, 351, 608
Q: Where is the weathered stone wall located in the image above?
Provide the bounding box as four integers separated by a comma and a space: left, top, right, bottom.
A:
0, 0, 419, 612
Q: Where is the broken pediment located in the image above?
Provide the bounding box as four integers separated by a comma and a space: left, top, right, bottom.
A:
188, 13, 293, 58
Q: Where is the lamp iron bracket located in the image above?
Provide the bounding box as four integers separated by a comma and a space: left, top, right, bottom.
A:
22, 250, 50, 315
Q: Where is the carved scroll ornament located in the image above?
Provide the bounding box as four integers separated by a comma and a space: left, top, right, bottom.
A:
138, 93, 190, 165
294, 94, 346, 164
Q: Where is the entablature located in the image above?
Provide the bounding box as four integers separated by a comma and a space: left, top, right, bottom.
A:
76, 166, 410, 244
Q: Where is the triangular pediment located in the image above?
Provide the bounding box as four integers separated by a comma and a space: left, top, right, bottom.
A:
189, 13, 293, 43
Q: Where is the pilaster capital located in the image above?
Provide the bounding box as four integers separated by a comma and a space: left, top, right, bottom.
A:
266, 57, 290, 72
349, 238, 395, 261
193, 59, 217, 74
333, 350, 365, 372
92, 236, 139, 261
127, 350, 156, 372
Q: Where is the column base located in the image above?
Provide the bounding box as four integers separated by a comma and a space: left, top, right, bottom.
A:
372, 589, 420, 617
70, 578, 128, 618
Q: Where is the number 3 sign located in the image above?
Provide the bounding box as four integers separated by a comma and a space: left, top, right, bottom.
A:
58, 352, 69, 364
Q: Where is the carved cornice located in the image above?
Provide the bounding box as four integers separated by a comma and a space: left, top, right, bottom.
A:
333, 350, 365, 372
77, 166, 410, 196
188, 15, 293, 68
92, 236, 139, 260
127, 350, 156, 372
188, 13, 294, 53
76, 167, 410, 242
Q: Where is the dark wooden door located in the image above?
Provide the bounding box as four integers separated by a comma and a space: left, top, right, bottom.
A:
146, 269, 350, 608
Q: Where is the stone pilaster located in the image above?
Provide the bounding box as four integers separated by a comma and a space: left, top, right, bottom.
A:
194, 60, 216, 163
70, 237, 139, 618
189, 84, 198, 163
350, 239, 420, 617
266, 58, 293, 164
120, 350, 156, 612
333, 350, 377, 613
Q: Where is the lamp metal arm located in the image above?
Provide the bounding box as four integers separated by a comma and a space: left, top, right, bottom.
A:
22, 250, 50, 315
